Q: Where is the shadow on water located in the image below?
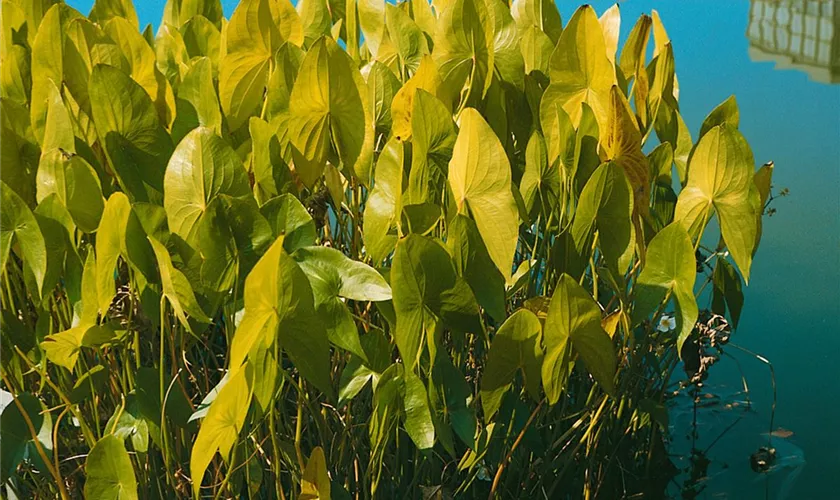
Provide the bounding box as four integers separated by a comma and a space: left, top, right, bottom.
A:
665, 314, 806, 499
747, 0, 840, 84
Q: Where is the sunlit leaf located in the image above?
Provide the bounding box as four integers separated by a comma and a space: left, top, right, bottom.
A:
289, 36, 373, 186
540, 5, 614, 133
633, 222, 697, 353
674, 124, 759, 282
300, 446, 331, 500
599, 4, 620, 67
191, 366, 252, 497
163, 126, 250, 245
36, 149, 104, 233
433, 0, 494, 106
218, 0, 279, 131
449, 108, 519, 280
89, 64, 173, 203
228, 237, 333, 396
363, 138, 404, 262
511, 0, 562, 43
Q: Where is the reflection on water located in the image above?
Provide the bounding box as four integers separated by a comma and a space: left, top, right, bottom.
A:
748, 0, 840, 83
667, 382, 806, 499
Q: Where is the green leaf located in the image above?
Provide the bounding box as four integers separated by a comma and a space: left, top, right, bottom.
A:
40, 81, 75, 153
95, 192, 157, 314
104, 16, 174, 126
699, 95, 739, 140
84, 434, 138, 500
300, 446, 331, 500
1, 182, 47, 295
250, 117, 295, 205
520, 130, 559, 217
171, 57, 223, 143
191, 366, 252, 497
30, 4, 82, 145
358, 0, 386, 58
449, 108, 519, 280
712, 258, 743, 330
89, 64, 173, 203
520, 26, 553, 76
105, 396, 149, 453
674, 124, 759, 282
481, 309, 542, 421
540, 5, 615, 133
163, 126, 251, 246
164, 0, 224, 28
294, 246, 391, 302
571, 162, 635, 276
36, 149, 104, 233
654, 101, 692, 184
599, 4, 621, 67
753, 161, 773, 252
228, 237, 333, 397
293, 246, 391, 360
298, 0, 332, 45
402, 370, 435, 450
430, 352, 476, 448
391, 234, 480, 369
619, 14, 651, 81
1, 99, 40, 207
446, 214, 506, 323
433, 0, 494, 105
490, 0, 525, 89
180, 15, 222, 66
385, 4, 428, 74
218, 0, 279, 131
511, 0, 563, 43
148, 236, 211, 331
260, 194, 317, 253
363, 138, 404, 262
265, 42, 305, 124
633, 222, 698, 353
390, 56, 445, 142
289, 36, 373, 186
1, 393, 53, 483
89, 0, 138, 29
542, 274, 616, 404
407, 89, 455, 205
364, 60, 401, 134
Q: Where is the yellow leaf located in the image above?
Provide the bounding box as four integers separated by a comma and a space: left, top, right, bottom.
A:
448, 108, 519, 280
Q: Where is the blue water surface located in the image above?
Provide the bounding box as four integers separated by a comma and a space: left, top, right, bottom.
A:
66, 1, 840, 497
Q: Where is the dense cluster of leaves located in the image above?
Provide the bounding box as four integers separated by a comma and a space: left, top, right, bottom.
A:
0, 0, 774, 498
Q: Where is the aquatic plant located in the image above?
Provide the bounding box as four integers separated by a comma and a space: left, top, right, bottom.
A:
0, 0, 775, 498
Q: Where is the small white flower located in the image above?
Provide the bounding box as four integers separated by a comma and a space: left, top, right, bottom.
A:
657, 315, 677, 333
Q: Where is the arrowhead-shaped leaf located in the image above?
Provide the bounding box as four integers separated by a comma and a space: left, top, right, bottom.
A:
448, 108, 519, 280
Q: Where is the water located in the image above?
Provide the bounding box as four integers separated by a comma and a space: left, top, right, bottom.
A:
65, 1, 840, 497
